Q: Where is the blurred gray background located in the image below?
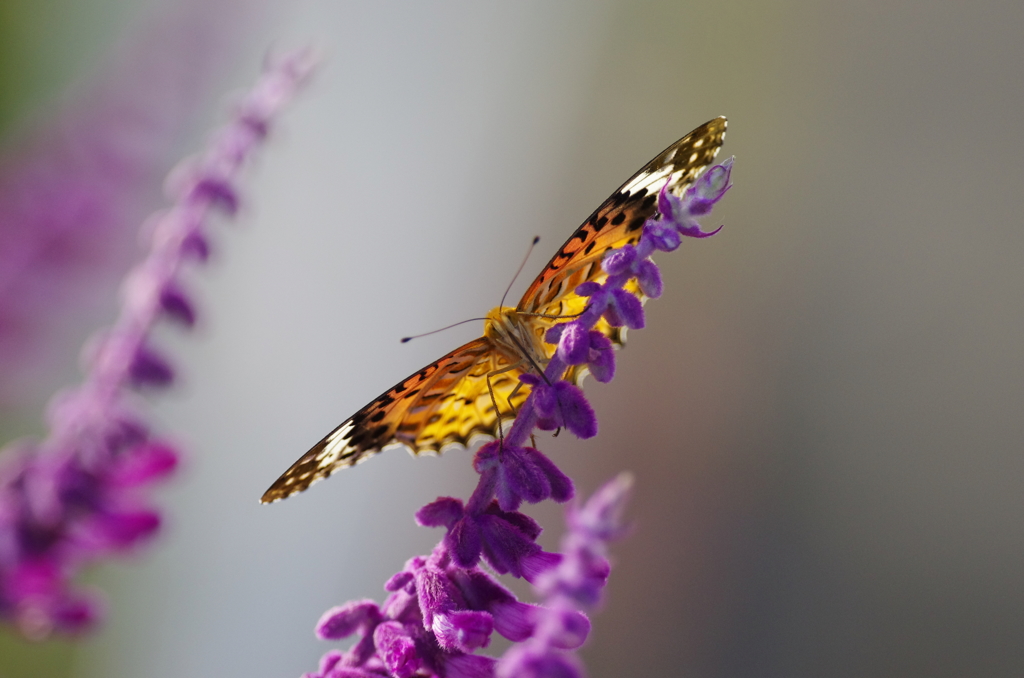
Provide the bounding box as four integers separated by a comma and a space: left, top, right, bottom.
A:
1, 0, 1022, 677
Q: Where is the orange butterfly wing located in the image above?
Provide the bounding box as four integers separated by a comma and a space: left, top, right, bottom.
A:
516, 117, 728, 375
261, 117, 727, 502
261, 338, 528, 503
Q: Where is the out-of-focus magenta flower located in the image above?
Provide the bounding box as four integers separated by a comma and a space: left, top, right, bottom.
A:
0, 48, 316, 639
301, 159, 733, 677
0, 0, 267, 407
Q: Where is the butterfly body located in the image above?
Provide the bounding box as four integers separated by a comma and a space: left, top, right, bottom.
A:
261, 117, 727, 504
483, 305, 550, 376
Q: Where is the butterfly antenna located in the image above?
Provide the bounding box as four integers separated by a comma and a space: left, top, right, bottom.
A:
499, 236, 541, 309
401, 318, 488, 343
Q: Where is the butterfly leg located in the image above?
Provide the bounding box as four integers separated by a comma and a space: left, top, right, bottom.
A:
504, 380, 525, 418
486, 360, 524, 446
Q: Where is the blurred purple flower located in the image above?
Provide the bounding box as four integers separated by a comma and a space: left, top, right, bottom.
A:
0, 0, 268, 407
0, 48, 316, 639
302, 158, 732, 677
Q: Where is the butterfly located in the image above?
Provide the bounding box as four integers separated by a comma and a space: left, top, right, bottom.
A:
261, 117, 727, 503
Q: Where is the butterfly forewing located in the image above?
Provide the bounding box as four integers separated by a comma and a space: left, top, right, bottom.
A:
260, 338, 528, 503
517, 117, 727, 353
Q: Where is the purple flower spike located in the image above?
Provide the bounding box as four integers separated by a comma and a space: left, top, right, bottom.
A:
0, 49, 315, 637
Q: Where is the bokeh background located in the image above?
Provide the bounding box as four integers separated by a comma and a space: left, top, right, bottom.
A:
2, 1, 1022, 677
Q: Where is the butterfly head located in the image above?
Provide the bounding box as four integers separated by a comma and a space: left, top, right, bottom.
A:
484, 305, 548, 375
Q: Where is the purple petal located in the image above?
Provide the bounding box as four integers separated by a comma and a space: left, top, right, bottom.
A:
445, 654, 498, 678
107, 442, 178, 486
525, 448, 574, 503
553, 383, 597, 439
445, 516, 483, 568
384, 570, 414, 592
570, 471, 634, 541
549, 608, 591, 649
497, 644, 582, 678
519, 550, 562, 584
635, 258, 662, 299
433, 609, 493, 652
158, 285, 196, 326
642, 218, 682, 252
180, 230, 210, 260
489, 600, 538, 641
484, 503, 542, 541
373, 622, 423, 678
555, 322, 589, 365
129, 345, 175, 387
585, 332, 615, 384
88, 509, 161, 548
685, 158, 733, 215
601, 245, 636, 276
414, 567, 460, 629
477, 513, 542, 578
317, 649, 344, 675
415, 497, 464, 528
489, 445, 550, 511
315, 599, 382, 640
50, 592, 104, 635
609, 288, 644, 330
